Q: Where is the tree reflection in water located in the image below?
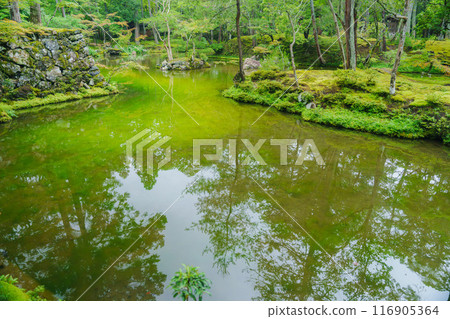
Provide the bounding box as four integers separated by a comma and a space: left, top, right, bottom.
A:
188, 135, 449, 301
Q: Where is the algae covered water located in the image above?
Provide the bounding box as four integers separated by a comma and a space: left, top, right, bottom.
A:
0, 58, 448, 301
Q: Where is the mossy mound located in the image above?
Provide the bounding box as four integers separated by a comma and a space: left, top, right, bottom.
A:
0, 281, 31, 301
223, 69, 449, 144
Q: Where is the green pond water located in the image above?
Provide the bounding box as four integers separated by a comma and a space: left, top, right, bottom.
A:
0, 57, 449, 301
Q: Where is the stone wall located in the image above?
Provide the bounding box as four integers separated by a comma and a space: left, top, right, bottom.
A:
0, 29, 105, 100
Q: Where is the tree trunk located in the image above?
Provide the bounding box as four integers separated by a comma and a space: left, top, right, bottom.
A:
30, 2, 42, 25
353, 1, 358, 63
9, 1, 21, 23
166, 19, 173, 60
218, 25, 222, 42
234, 0, 245, 82
411, 1, 417, 38
405, 0, 414, 35
148, 0, 159, 44
310, 0, 325, 64
345, 0, 357, 70
390, 0, 413, 95
287, 12, 299, 88
327, 0, 346, 68
381, 11, 387, 51
56, 0, 66, 18
135, 11, 140, 44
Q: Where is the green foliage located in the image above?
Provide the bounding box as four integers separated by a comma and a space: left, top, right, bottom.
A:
0, 275, 46, 301
256, 80, 284, 94
342, 95, 387, 114
210, 43, 224, 54
0, 282, 31, 301
250, 70, 279, 81
260, 47, 290, 71
169, 265, 211, 301
0, 87, 118, 111
302, 108, 425, 139
416, 0, 449, 37
333, 70, 377, 91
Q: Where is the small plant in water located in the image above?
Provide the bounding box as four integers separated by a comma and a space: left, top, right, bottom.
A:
169, 264, 211, 301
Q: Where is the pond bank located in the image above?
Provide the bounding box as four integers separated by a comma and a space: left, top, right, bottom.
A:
0, 86, 118, 123
223, 69, 449, 144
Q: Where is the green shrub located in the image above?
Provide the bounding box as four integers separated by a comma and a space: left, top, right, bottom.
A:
237, 81, 254, 91
343, 95, 387, 114
169, 265, 211, 301
419, 112, 450, 144
333, 70, 376, 91
222, 87, 257, 103
210, 43, 224, 54
274, 100, 296, 112
256, 80, 284, 94
302, 107, 425, 139
250, 70, 279, 81
425, 93, 445, 108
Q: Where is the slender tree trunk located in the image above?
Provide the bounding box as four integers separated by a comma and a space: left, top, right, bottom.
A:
381, 10, 387, 51
9, 1, 21, 23
148, 0, 159, 44
345, 0, 357, 70
218, 25, 222, 42
390, 0, 413, 95
166, 19, 173, 60
287, 12, 299, 88
411, 1, 417, 38
234, 0, 245, 82
310, 0, 325, 64
344, 0, 351, 69
405, 0, 414, 35
30, 2, 42, 25
328, 0, 346, 68
353, 1, 358, 64
135, 11, 140, 44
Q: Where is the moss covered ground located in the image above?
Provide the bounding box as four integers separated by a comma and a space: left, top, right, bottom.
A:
0, 86, 118, 123
223, 69, 449, 144
0, 281, 31, 301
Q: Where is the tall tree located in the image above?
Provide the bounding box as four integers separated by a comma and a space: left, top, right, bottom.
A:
9, 1, 21, 23
135, 9, 140, 43
345, 0, 357, 70
234, 0, 245, 82
148, 0, 159, 44
328, 0, 347, 68
30, 1, 42, 25
310, 0, 325, 64
390, 0, 413, 95
286, 11, 299, 88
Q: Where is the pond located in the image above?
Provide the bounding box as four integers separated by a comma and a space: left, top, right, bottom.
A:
0, 57, 449, 301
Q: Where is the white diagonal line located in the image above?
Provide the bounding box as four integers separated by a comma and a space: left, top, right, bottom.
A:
250, 176, 371, 299
72, 0, 200, 126
251, 1, 378, 126
76, 175, 201, 301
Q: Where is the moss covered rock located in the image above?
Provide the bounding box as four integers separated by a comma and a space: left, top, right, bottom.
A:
0, 21, 107, 102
